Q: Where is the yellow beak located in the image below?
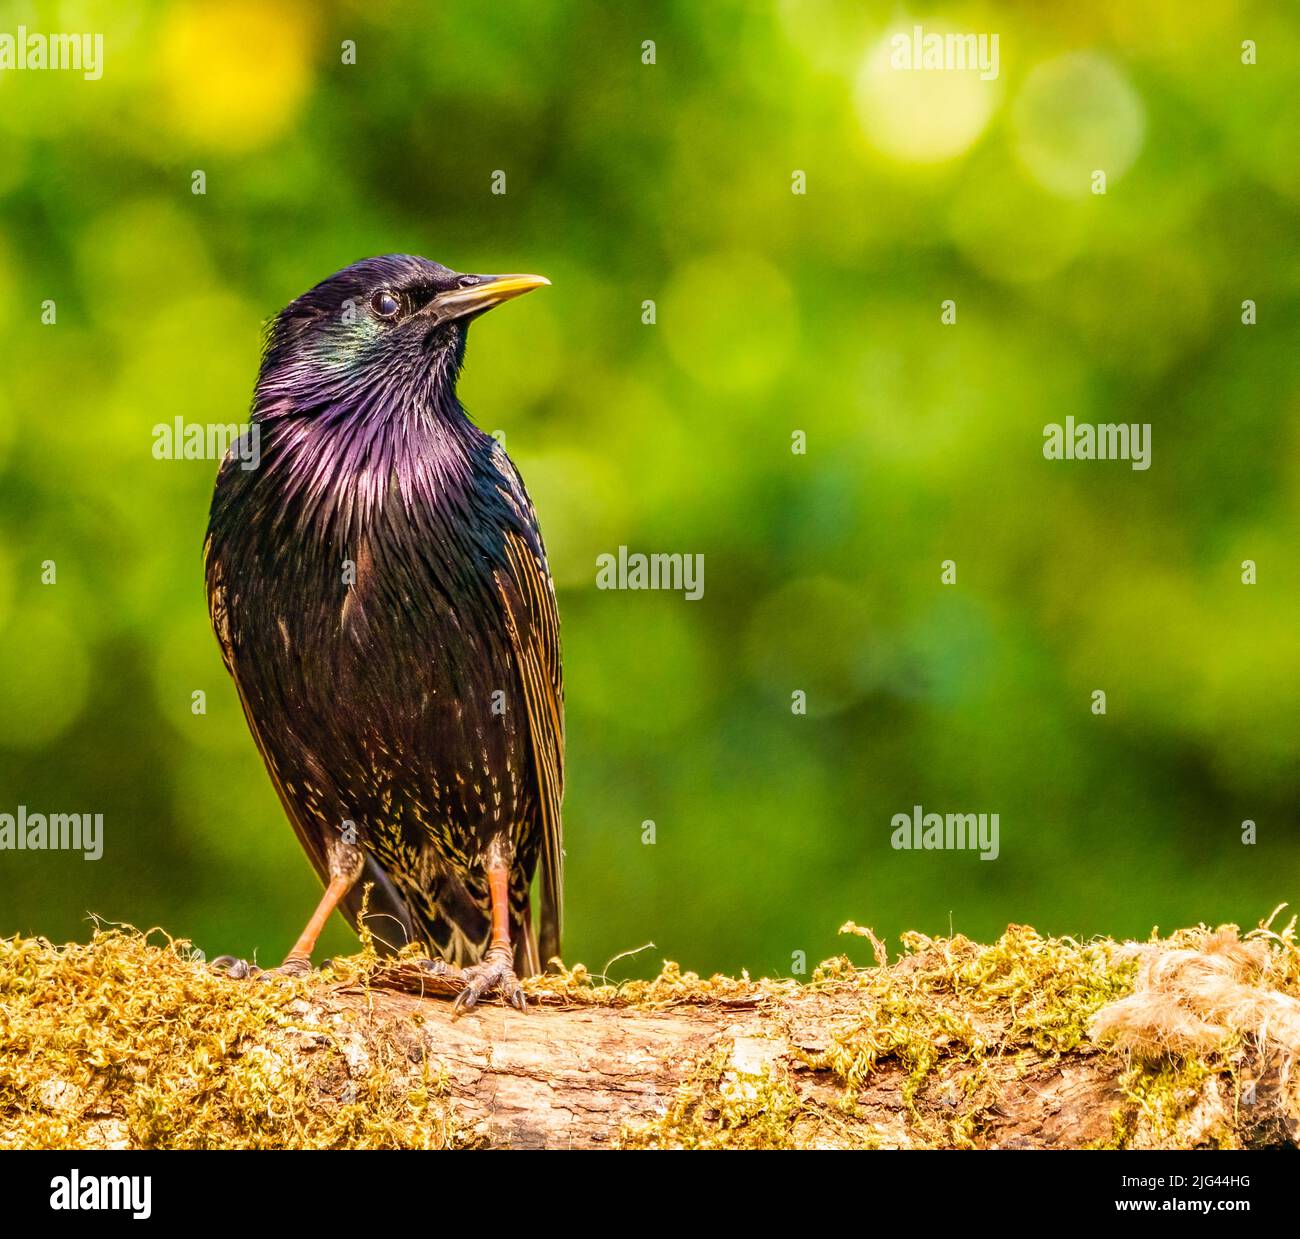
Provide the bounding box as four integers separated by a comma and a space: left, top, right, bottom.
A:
423, 273, 550, 324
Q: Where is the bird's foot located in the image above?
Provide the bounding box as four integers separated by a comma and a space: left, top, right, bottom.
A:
274, 952, 314, 978
420, 945, 526, 1015
210, 954, 263, 980
210, 952, 314, 981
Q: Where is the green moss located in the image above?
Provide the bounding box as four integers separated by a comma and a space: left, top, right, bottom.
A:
799, 925, 1140, 1144
611, 924, 1159, 1149
618, 1047, 808, 1150
1105, 1057, 1225, 1149
0, 928, 469, 1149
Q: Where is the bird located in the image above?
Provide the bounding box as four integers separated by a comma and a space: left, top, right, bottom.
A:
204, 254, 563, 1011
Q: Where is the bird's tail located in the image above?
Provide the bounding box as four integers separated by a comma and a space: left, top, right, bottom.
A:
343, 856, 545, 977
341, 854, 417, 956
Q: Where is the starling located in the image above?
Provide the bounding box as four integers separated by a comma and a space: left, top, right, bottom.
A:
204, 255, 562, 1011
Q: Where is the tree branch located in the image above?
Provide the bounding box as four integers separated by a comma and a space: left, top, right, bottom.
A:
3, 920, 1298, 1149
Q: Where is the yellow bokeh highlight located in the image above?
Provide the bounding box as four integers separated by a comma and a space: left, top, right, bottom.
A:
855, 26, 1001, 165
158, 0, 316, 150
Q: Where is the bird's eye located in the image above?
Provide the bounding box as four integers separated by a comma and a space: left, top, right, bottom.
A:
370, 290, 401, 319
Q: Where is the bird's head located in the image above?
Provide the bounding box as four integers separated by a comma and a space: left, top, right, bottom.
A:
255, 254, 549, 419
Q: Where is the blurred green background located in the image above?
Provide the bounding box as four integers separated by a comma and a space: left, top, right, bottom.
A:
1, 0, 1297, 979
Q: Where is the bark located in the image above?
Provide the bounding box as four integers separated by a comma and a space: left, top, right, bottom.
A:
335, 974, 1127, 1149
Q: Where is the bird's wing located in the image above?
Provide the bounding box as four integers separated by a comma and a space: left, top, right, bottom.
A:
496, 526, 564, 967
204, 530, 416, 953
205, 535, 324, 881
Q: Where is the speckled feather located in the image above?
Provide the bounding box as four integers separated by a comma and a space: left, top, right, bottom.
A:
205, 256, 563, 972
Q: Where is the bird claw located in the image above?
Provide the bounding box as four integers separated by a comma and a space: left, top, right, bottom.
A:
210, 953, 313, 980
210, 954, 262, 980
419, 950, 526, 1016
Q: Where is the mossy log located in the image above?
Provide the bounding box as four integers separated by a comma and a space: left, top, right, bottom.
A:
3, 917, 1300, 1149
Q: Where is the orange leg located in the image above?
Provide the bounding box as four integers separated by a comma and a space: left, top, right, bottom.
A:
211, 839, 362, 981
280, 872, 354, 973
487, 864, 512, 953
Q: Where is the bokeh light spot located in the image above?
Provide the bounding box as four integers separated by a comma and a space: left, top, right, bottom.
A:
159, 0, 315, 150
1012, 53, 1146, 198
854, 26, 1000, 164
